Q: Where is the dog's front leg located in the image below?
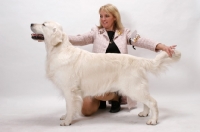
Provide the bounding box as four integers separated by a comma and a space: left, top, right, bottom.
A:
60, 92, 75, 126
60, 98, 67, 120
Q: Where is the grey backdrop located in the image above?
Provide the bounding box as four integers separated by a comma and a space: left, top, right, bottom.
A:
0, 0, 199, 98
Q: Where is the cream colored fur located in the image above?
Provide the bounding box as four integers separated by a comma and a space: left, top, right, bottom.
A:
31, 21, 181, 126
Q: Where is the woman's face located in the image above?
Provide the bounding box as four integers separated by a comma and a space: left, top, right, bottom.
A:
100, 10, 116, 31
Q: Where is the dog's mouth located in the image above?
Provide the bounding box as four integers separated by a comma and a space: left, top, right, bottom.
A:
31, 34, 44, 40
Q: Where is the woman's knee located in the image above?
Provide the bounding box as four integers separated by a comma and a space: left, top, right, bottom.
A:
82, 97, 100, 116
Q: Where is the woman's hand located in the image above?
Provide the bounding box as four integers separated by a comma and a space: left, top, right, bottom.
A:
156, 43, 176, 57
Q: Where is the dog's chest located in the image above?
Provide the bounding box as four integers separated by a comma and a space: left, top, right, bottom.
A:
45, 57, 75, 83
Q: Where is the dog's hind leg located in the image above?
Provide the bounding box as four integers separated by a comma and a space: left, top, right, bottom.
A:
138, 104, 150, 117
139, 95, 159, 125
128, 93, 158, 125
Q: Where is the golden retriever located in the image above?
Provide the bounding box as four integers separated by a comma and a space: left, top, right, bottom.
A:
30, 21, 181, 126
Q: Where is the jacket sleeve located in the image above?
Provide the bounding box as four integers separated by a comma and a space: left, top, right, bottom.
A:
127, 29, 159, 52
68, 27, 97, 46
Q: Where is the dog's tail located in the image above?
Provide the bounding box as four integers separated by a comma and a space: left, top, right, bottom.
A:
144, 50, 181, 75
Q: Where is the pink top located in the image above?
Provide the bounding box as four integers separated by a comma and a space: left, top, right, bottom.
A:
68, 27, 159, 54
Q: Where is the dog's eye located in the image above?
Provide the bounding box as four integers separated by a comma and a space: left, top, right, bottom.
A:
42, 23, 45, 26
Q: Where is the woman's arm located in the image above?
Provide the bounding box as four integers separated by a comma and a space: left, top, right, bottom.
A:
128, 29, 177, 57
128, 29, 158, 51
68, 27, 97, 46
156, 43, 177, 57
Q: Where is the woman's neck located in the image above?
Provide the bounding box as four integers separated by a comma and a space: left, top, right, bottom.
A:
106, 29, 115, 31
105, 26, 115, 31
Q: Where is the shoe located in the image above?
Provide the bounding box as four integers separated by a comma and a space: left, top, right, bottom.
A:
109, 96, 121, 113
99, 101, 106, 109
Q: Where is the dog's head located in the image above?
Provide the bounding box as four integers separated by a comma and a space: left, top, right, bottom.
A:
31, 21, 63, 46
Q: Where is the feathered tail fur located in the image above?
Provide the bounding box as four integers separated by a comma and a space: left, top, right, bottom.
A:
144, 50, 181, 75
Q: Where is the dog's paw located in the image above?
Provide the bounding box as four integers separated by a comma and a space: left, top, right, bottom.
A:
60, 120, 72, 126
138, 112, 148, 117
60, 114, 67, 120
146, 119, 157, 125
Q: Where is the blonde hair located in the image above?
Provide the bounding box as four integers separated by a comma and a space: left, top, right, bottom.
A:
98, 4, 124, 33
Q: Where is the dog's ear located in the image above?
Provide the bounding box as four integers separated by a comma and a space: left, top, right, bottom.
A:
51, 28, 63, 46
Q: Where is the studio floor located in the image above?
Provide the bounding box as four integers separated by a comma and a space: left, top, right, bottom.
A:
0, 93, 199, 132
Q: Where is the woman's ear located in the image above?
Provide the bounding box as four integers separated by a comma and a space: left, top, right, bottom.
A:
51, 28, 63, 46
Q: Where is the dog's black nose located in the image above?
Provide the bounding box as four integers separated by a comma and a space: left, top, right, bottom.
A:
31, 24, 34, 27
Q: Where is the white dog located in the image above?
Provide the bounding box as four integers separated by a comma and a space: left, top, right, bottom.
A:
30, 21, 181, 126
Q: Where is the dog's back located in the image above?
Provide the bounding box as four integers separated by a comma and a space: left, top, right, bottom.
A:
69, 48, 181, 97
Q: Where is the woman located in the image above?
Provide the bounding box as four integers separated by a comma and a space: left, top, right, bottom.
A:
68, 4, 176, 116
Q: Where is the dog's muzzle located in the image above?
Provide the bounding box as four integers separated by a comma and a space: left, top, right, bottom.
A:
30, 24, 44, 40
31, 34, 44, 40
